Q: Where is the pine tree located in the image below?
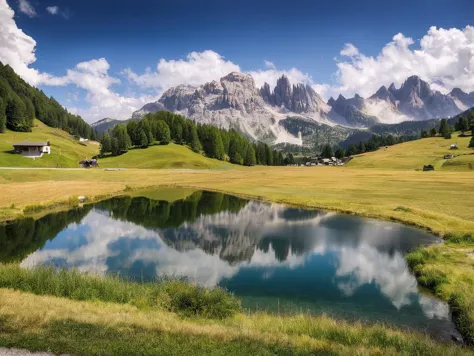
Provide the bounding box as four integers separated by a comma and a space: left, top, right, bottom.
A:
23, 97, 35, 130
346, 144, 358, 156
189, 125, 201, 152
459, 116, 470, 134
439, 119, 448, 136
100, 133, 112, 155
265, 144, 273, 165
212, 128, 225, 160
156, 121, 171, 145
127, 121, 141, 146
111, 137, 120, 156
429, 128, 437, 137
321, 144, 334, 158
6, 94, 26, 131
174, 123, 183, 144
335, 147, 345, 159
244, 145, 257, 166
0, 97, 6, 133
139, 129, 148, 148
469, 136, 474, 148
112, 124, 130, 154
358, 141, 366, 153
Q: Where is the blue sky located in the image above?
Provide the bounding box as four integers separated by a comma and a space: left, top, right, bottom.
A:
2, 0, 474, 122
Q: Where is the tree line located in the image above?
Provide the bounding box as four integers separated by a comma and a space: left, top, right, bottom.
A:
0, 62, 94, 139
99, 111, 291, 166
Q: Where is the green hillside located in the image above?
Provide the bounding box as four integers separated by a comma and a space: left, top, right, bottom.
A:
348, 133, 474, 171
99, 143, 239, 170
0, 120, 99, 168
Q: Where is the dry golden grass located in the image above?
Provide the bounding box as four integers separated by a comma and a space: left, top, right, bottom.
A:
348, 134, 474, 171
1, 166, 473, 235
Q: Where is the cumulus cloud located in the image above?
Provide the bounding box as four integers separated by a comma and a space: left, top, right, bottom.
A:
0, 1, 155, 121
0, 1, 42, 83
46, 6, 59, 15
124, 51, 316, 95
248, 67, 313, 90
18, 0, 36, 17
331, 26, 474, 98
263, 60, 276, 69
123, 50, 241, 91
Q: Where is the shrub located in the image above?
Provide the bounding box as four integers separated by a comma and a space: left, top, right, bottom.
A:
444, 232, 474, 244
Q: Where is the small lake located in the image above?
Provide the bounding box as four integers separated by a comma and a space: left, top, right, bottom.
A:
0, 189, 461, 342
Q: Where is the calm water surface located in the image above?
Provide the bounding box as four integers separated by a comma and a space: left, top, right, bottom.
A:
0, 190, 461, 341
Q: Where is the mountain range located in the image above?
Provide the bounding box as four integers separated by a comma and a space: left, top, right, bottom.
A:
93, 72, 474, 146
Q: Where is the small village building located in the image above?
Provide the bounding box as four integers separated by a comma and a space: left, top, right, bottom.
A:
423, 165, 435, 171
79, 137, 89, 142
450, 143, 458, 150
444, 154, 455, 159
13, 141, 51, 158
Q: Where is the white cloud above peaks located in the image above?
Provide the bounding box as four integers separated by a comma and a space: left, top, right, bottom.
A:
123, 50, 241, 91
46, 6, 59, 15
18, 0, 36, 17
332, 26, 474, 98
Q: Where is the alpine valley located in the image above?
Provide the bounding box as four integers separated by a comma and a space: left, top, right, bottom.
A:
92, 72, 474, 147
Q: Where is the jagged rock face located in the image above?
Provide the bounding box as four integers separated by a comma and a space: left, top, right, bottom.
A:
371, 76, 460, 121
328, 94, 378, 127
131, 72, 333, 145
260, 76, 327, 115
274, 75, 292, 108
449, 88, 474, 110
129, 72, 469, 144
370, 86, 397, 105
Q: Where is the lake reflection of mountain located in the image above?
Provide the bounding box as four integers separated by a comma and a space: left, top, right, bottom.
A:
0, 189, 460, 342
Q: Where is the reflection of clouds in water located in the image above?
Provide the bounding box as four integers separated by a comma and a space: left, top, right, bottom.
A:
333, 244, 449, 319
335, 244, 417, 309
20, 200, 448, 320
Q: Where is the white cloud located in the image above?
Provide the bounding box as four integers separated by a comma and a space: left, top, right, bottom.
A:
18, 0, 36, 17
123, 50, 241, 91
331, 26, 474, 98
46, 5, 58, 15
248, 67, 313, 90
263, 60, 276, 70
0, 0, 42, 83
340, 43, 359, 57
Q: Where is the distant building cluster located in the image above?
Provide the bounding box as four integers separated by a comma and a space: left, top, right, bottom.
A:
287, 156, 345, 167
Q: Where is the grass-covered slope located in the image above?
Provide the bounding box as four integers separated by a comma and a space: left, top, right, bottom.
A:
348, 134, 474, 171
99, 143, 238, 170
0, 120, 99, 168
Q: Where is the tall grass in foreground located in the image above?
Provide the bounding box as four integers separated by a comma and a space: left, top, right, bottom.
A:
406, 233, 474, 345
0, 264, 241, 319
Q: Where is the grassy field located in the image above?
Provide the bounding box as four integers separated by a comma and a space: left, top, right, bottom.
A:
1, 167, 473, 234
0, 120, 99, 168
348, 134, 474, 171
100, 143, 237, 170
0, 267, 471, 356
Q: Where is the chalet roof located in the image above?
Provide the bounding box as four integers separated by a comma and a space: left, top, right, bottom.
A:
13, 141, 49, 147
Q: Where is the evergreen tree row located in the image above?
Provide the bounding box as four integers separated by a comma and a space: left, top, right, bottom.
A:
0, 62, 93, 139
344, 134, 417, 157
99, 110, 290, 167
